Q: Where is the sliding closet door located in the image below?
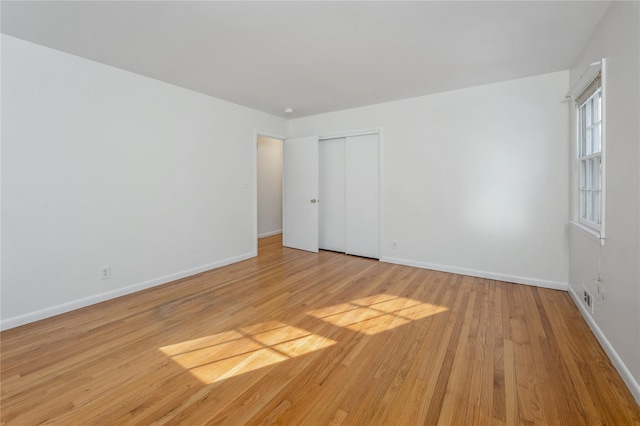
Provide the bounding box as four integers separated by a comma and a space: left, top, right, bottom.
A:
319, 138, 346, 252
345, 134, 379, 258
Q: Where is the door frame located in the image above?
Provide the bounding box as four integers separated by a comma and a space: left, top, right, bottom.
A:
318, 127, 383, 260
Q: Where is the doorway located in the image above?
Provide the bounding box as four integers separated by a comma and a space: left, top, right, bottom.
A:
257, 135, 284, 247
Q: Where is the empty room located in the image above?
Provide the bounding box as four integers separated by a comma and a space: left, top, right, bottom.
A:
1, 1, 639, 424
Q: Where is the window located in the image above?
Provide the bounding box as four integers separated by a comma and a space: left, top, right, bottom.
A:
576, 74, 602, 232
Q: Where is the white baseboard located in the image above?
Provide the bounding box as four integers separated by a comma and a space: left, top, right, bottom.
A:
567, 286, 640, 405
379, 256, 568, 291
0, 251, 257, 331
258, 230, 282, 238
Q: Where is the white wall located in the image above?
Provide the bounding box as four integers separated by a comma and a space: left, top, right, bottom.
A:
257, 136, 283, 237
1, 35, 287, 329
567, 1, 640, 402
289, 71, 570, 289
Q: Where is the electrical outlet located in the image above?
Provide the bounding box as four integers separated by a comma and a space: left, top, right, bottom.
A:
392, 241, 397, 249
582, 286, 594, 313
100, 266, 111, 280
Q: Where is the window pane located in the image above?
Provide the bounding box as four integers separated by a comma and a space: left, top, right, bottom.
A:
578, 107, 586, 157
587, 190, 593, 222
593, 191, 601, 224
586, 98, 592, 127
592, 157, 601, 190
587, 159, 594, 189
580, 160, 586, 188
598, 157, 602, 190
597, 92, 602, 122
595, 123, 601, 153
580, 191, 586, 219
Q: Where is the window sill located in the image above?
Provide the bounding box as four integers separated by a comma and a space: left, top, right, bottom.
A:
570, 221, 605, 246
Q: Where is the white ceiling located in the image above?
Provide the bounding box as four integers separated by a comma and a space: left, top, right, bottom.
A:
1, 1, 611, 118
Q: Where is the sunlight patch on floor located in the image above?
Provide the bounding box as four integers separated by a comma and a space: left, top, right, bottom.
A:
307, 295, 448, 335
159, 321, 336, 384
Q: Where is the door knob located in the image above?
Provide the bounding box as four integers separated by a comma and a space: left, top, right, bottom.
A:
310, 199, 318, 203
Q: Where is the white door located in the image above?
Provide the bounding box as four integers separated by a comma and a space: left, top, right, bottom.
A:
319, 138, 346, 252
283, 136, 319, 252
345, 134, 379, 258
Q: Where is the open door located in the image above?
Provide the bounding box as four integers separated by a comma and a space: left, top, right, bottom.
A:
283, 136, 319, 252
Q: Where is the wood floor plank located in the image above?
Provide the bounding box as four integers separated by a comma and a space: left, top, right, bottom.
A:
2, 234, 639, 425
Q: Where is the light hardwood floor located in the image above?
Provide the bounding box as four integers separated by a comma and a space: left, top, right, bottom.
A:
2, 234, 639, 425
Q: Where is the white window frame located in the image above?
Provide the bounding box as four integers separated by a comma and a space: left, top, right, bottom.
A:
577, 84, 602, 232
571, 61, 606, 244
